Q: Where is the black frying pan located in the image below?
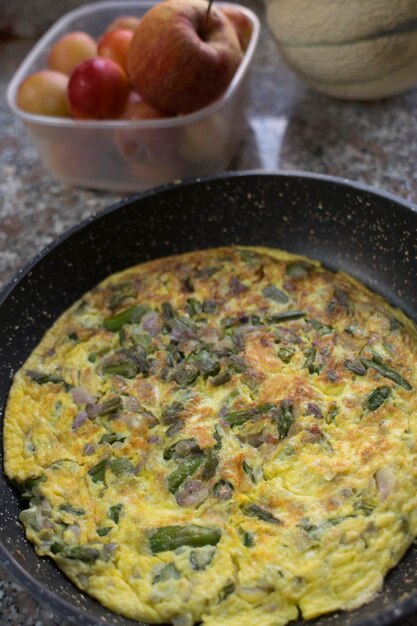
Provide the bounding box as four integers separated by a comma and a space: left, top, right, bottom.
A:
0, 172, 416, 626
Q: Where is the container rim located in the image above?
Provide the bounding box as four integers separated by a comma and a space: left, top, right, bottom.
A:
6, 0, 260, 130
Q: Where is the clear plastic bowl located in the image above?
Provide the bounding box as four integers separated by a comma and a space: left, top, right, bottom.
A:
6, 0, 260, 192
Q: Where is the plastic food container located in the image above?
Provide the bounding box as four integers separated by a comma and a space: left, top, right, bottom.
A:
6, 0, 260, 192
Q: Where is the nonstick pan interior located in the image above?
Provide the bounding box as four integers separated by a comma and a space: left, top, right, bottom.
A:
0, 171, 416, 626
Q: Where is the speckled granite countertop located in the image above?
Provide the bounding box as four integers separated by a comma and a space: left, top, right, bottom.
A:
1, 1, 417, 624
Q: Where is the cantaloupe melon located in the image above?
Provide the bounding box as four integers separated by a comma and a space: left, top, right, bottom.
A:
265, 0, 417, 99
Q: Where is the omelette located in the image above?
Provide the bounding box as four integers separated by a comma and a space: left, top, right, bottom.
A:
4, 246, 417, 626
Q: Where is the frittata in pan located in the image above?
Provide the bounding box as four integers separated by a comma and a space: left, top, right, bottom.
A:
4, 246, 417, 626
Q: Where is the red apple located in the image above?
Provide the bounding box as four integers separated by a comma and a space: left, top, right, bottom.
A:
97, 28, 134, 73
106, 15, 141, 32
48, 31, 97, 76
127, 0, 243, 115
220, 6, 253, 52
67, 57, 129, 120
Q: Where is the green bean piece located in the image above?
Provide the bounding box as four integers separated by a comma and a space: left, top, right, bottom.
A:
88, 459, 108, 483
277, 347, 295, 363
242, 460, 256, 483
262, 284, 289, 304
88, 347, 110, 363
365, 386, 392, 411
238, 249, 258, 266
220, 582, 236, 601
98, 396, 123, 416
389, 316, 403, 331
100, 432, 127, 445
201, 453, 219, 480
109, 503, 123, 523
153, 562, 180, 583
18, 476, 46, 501
194, 350, 220, 377
165, 420, 185, 438
149, 524, 222, 553
213, 426, 222, 450
103, 304, 150, 332
25, 370, 70, 390
65, 546, 101, 563
101, 360, 138, 379
52, 543, 101, 563
303, 347, 321, 374
97, 527, 112, 537
308, 319, 333, 336
211, 370, 232, 386
194, 266, 221, 279
163, 438, 203, 461
223, 402, 276, 427
108, 457, 134, 476
239, 528, 255, 547
161, 401, 184, 425
326, 404, 340, 422
59, 504, 85, 516
268, 311, 305, 323
361, 358, 412, 391
167, 457, 205, 493
172, 363, 199, 386
345, 360, 367, 376
187, 298, 202, 316
241, 504, 282, 525
274, 400, 295, 439
162, 301, 175, 320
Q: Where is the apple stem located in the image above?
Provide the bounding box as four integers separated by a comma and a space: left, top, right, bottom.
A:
203, 0, 214, 35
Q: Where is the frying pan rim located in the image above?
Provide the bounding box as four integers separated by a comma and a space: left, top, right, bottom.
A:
1, 169, 416, 626
0, 168, 416, 310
